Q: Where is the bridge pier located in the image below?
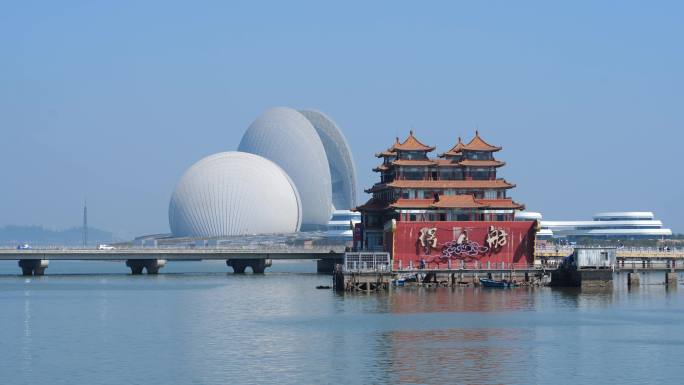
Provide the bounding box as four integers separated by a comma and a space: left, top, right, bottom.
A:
226, 259, 272, 274
628, 272, 640, 287
18, 259, 49, 276
125, 259, 167, 275
666, 271, 678, 287
551, 268, 612, 289
316, 258, 343, 274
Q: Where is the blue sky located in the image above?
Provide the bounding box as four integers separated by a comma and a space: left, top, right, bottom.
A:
1, 0, 682, 237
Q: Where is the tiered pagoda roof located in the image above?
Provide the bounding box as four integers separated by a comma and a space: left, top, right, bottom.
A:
372, 158, 505, 172
375, 131, 434, 157
359, 129, 524, 218
438, 137, 465, 157
388, 196, 524, 210
457, 159, 505, 167
356, 197, 389, 212
365, 179, 516, 193
391, 131, 435, 152
374, 137, 399, 158
461, 131, 501, 152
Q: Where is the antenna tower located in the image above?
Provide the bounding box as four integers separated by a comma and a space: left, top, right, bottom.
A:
83, 199, 88, 247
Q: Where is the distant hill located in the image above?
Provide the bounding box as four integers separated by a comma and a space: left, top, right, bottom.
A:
0, 225, 122, 247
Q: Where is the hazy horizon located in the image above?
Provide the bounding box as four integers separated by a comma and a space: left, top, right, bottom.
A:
2, 1, 682, 238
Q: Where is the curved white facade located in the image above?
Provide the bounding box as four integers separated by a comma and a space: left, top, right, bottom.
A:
517, 211, 672, 239
169, 152, 301, 237
593, 212, 654, 221
299, 110, 358, 210
238, 107, 332, 228
515, 211, 542, 221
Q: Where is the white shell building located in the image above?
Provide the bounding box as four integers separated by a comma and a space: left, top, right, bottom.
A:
239, 107, 333, 229
516, 211, 672, 239
299, 109, 358, 210
169, 152, 302, 237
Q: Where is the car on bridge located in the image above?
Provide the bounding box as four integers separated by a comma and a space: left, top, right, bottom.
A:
17, 244, 31, 250
97, 244, 115, 250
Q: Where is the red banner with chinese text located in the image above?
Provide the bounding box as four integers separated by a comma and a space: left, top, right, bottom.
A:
392, 221, 536, 270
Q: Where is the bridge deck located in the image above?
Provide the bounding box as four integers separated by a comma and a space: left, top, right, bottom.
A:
0, 248, 345, 261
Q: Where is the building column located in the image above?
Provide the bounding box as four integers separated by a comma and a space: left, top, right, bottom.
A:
18, 260, 49, 276
144, 259, 167, 275
126, 259, 166, 275
628, 272, 640, 287
226, 259, 272, 274
126, 260, 144, 275
317, 258, 343, 274
665, 271, 678, 287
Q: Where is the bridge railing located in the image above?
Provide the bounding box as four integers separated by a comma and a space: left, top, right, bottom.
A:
534, 246, 575, 255
616, 259, 684, 269
344, 252, 391, 272
0, 244, 346, 253
534, 245, 684, 255
397, 260, 540, 271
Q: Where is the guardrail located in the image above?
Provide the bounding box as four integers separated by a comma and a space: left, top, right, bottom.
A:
535, 246, 684, 259
398, 260, 541, 271
344, 252, 391, 272
616, 259, 684, 270
535, 246, 684, 253
0, 245, 346, 253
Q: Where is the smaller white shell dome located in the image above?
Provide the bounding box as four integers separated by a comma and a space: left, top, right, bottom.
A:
169, 152, 301, 237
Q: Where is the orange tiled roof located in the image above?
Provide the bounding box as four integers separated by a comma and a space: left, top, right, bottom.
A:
392, 159, 435, 166
355, 198, 391, 212
477, 198, 525, 210
432, 159, 461, 167
390, 199, 434, 209
375, 159, 504, 168
438, 137, 466, 157
462, 131, 502, 152
374, 150, 397, 158
389, 196, 524, 210
392, 131, 435, 152
372, 164, 389, 172
458, 159, 505, 168
386, 179, 515, 189
431, 195, 485, 208
375, 137, 401, 158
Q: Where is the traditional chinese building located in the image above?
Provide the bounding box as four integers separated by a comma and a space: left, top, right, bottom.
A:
356, 131, 537, 270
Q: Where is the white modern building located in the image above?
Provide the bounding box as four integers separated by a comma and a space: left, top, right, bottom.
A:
168, 152, 302, 238
299, 110, 358, 211
168, 107, 359, 239
516, 211, 672, 240
238, 107, 333, 229
325, 210, 361, 238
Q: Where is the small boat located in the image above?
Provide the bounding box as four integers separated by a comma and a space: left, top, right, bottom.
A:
316, 285, 331, 290
479, 278, 516, 288
393, 273, 417, 286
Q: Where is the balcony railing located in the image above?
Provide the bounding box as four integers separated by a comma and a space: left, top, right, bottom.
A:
344, 252, 391, 272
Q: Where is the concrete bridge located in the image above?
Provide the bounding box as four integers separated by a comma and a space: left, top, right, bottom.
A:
0, 247, 346, 275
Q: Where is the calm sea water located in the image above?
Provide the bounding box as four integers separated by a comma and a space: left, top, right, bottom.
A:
0, 260, 683, 385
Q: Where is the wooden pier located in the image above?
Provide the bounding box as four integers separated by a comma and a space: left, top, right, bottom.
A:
337, 248, 684, 292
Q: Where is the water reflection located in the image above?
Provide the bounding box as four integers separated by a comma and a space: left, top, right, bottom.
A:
382, 328, 527, 384
1, 263, 682, 385
21, 290, 32, 377
389, 287, 537, 314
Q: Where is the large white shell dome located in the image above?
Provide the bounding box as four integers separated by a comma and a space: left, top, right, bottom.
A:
238, 107, 332, 228
299, 109, 358, 210
169, 151, 302, 237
